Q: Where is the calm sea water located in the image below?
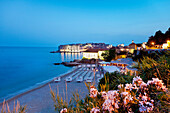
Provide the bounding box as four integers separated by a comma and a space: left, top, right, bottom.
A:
0, 47, 82, 101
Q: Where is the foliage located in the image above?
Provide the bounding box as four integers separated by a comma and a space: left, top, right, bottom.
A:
147, 27, 170, 45
138, 54, 170, 87
98, 72, 134, 92
132, 50, 169, 62
50, 84, 86, 113
0, 100, 26, 113
82, 57, 88, 60
51, 76, 169, 113
51, 55, 170, 113
101, 49, 116, 62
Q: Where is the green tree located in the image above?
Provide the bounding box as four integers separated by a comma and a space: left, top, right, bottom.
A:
101, 49, 116, 62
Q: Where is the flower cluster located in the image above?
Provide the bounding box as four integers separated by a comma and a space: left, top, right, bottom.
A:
60, 108, 67, 113
90, 86, 98, 98
132, 76, 143, 86
138, 93, 154, 112
132, 77, 167, 112
102, 90, 119, 112
90, 107, 100, 113
89, 77, 168, 113
147, 78, 168, 92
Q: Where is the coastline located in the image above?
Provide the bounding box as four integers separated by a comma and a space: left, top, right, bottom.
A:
0, 66, 78, 105
0, 65, 94, 113
0, 63, 102, 113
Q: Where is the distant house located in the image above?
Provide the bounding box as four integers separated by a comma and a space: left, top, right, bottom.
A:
128, 41, 146, 53
146, 40, 170, 50
128, 40, 137, 54
82, 48, 109, 59
59, 44, 81, 53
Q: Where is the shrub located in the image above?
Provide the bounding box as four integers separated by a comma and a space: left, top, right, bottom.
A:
98, 72, 134, 91
0, 100, 26, 113
139, 55, 170, 87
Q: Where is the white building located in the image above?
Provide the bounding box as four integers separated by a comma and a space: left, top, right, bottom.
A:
82, 49, 108, 59
59, 44, 81, 52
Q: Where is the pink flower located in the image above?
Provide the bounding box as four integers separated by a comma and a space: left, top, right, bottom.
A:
121, 92, 129, 97
101, 91, 108, 100
132, 76, 143, 86
142, 96, 148, 101
125, 83, 133, 90
114, 103, 119, 109
107, 90, 119, 100
147, 78, 167, 92
90, 86, 98, 98
90, 107, 100, 113
118, 84, 123, 89
140, 82, 147, 90
60, 108, 67, 113
150, 99, 154, 103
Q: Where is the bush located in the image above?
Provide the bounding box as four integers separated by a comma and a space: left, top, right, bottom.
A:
98, 72, 134, 92
0, 100, 26, 113
139, 55, 170, 87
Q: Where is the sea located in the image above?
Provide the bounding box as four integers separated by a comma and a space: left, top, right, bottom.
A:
0, 47, 82, 102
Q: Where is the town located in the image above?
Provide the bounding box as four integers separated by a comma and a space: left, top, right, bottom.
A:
58, 39, 170, 60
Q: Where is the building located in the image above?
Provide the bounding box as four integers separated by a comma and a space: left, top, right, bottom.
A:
162, 40, 170, 49
82, 48, 109, 59
99, 58, 138, 75
58, 44, 81, 53
146, 40, 170, 49
115, 40, 147, 55
58, 43, 112, 53
128, 40, 137, 54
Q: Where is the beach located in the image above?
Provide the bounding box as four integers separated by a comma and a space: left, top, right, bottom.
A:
0, 66, 102, 113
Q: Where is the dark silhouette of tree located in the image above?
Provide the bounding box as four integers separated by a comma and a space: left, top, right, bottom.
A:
147, 27, 170, 45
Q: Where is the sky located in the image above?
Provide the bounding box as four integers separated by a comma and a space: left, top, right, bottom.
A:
0, 0, 170, 47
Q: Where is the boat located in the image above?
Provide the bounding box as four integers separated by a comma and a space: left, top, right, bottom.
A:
63, 62, 81, 66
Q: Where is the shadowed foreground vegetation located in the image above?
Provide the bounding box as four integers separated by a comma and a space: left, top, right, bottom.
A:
50, 54, 170, 113
0, 100, 26, 113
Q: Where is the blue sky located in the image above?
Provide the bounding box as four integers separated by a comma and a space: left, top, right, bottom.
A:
0, 0, 170, 47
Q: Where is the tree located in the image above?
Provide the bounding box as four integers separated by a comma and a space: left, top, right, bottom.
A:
147, 27, 170, 45
101, 49, 116, 62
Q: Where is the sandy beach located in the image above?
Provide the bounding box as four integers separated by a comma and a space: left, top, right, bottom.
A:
0, 66, 102, 113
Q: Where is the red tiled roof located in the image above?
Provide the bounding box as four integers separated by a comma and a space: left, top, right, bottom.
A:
129, 43, 136, 46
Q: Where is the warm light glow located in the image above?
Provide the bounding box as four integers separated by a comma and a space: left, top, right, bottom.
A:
151, 42, 154, 45
120, 49, 124, 51
167, 40, 170, 47
162, 43, 168, 49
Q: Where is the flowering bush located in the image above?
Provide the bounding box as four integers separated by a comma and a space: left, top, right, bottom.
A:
88, 76, 168, 113
51, 76, 169, 113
